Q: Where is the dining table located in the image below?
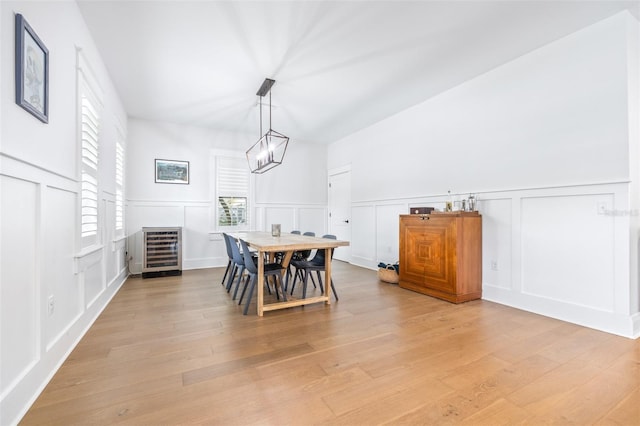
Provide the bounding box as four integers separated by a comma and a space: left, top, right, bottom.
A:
229, 231, 349, 316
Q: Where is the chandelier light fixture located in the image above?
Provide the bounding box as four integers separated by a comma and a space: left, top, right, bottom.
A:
246, 78, 289, 174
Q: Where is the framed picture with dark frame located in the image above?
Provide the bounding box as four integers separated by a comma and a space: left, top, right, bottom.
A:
15, 13, 49, 123
155, 159, 190, 184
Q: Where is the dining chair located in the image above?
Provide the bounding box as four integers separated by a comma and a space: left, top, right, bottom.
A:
222, 233, 244, 297
289, 234, 339, 301
221, 232, 234, 286
286, 231, 316, 290
223, 233, 262, 300
237, 239, 286, 315
274, 230, 302, 264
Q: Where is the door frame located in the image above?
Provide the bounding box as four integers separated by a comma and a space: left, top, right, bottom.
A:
328, 165, 352, 263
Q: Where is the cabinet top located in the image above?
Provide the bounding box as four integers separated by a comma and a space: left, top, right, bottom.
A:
400, 211, 481, 218
142, 226, 183, 231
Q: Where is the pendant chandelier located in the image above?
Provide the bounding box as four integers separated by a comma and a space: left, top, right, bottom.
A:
246, 78, 289, 174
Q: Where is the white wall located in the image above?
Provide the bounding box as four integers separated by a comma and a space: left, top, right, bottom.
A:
0, 2, 128, 424
626, 10, 640, 327
1, 6, 637, 425
126, 119, 328, 273
329, 12, 640, 338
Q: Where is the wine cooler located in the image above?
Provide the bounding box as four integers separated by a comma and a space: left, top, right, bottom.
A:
142, 227, 182, 278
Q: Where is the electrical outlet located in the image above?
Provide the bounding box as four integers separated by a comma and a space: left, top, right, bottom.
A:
47, 295, 55, 316
597, 202, 607, 215
490, 260, 498, 271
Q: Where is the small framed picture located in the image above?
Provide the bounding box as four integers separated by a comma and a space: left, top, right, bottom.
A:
155, 159, 190, 184
15, 13, 49, 123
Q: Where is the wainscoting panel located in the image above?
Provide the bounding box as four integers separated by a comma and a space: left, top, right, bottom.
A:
110, 238, 126, 287
103, 199, 116, 289
375, 204, 406, 266
298, 207, 326, 235
128, 205, 186, 230
520, 193, 616, 311
264, 207, 295, 232
0, 175, 39, 398
83, 259, 105, 311
256, 205, 326, 236
43, 186, 81, 349
351, 205, 376, 267
184, 205, 217, 269
479, 198, 512, 290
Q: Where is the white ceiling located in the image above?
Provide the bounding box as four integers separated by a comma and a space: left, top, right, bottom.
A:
77, 0, 640, 145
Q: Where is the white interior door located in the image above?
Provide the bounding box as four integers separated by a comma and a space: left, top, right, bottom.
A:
328, 169, 351, 262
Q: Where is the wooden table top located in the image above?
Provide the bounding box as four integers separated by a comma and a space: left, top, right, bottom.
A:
230, 231, 349, 252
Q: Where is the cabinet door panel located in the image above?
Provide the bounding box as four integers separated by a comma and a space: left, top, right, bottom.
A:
401, 221, 428, 285
400, 216, 456, 292
419, 218, 456, 292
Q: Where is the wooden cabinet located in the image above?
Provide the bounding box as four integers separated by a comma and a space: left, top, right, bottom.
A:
399, 212, 482, 303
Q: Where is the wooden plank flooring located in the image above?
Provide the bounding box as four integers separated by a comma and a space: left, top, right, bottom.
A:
20, 262, 640, 425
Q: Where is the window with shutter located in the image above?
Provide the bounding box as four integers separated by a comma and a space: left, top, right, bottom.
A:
80, 94, 100, 244
78, 51, 103, 248
215, 155, 250, 229
115, 136, 125, 235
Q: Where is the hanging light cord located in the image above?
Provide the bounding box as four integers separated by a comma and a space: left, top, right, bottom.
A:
269, 91, 272, 130
259, 95, 263, 136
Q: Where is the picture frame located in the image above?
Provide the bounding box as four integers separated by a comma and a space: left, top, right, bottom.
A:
155, 159, 190, 184
15, 13, 49, 123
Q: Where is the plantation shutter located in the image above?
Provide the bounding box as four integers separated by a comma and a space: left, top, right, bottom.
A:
81, 93, 100, 242
216, 156, 249, 228
78, 50, 104, 248
115, 138, 124, 234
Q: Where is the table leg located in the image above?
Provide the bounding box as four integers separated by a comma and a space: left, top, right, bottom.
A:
279, 251, 293, 299
258, 250, 264, 316
325, 247, 332, 305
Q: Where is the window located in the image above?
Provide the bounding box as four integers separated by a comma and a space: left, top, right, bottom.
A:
115, 133, 125, 235
215, 155, 251, 229
78, 51, 103, 248
218, 196, 247, 226
80, 93, 100, 244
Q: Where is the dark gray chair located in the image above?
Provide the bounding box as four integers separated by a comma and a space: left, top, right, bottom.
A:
289, 234, 338, 301
237, 239, 286, 315
222, 233, 245, 299
286, 231, 316, 290
221, 232, 234, 286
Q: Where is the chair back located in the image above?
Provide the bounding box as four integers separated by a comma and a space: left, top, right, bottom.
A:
222, 233, 234, 260
298, 231, 315, 259
311, 234, 336, 265
227, 234, 244, 265
291, 230, 301, 235
239, 239, 257, 274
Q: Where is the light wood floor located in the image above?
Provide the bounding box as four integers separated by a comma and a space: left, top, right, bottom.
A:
21, 262, 640, 425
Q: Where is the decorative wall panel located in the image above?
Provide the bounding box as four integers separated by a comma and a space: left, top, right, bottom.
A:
351, 205, 376, 264
43, 186, 80, 348
0, 176, 39, 396
521, 194, 615, 311
264, 207, 295, 232
297, 207, 326, 235
480, 198, 512, 289
375, 204, 405, 265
